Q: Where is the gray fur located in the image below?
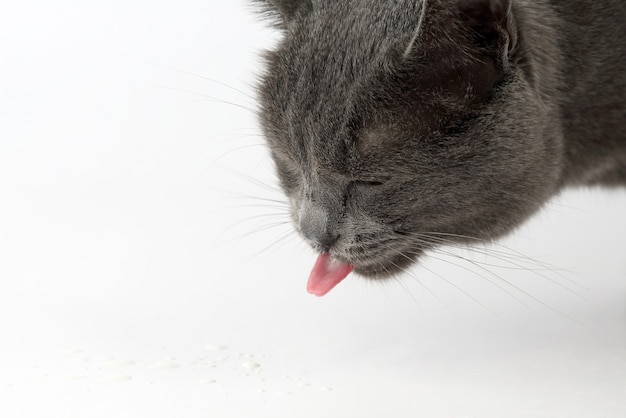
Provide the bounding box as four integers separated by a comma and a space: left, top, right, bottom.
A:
253, 0, 626, 278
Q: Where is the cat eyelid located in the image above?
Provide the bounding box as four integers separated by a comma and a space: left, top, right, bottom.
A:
353, 179, 387, 187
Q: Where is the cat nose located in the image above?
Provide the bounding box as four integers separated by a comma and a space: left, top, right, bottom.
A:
303, 230, 339, 252
299, 204, 339, 251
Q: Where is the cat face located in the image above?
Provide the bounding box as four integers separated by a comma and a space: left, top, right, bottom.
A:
255, 0, 564, 279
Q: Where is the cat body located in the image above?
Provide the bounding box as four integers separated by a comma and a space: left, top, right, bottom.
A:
253, 0, 626, 291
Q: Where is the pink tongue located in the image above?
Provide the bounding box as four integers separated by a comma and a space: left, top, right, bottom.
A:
307, 253, 354, 297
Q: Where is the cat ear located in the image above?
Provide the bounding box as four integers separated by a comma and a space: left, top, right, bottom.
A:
457, 0, 517, 58
252, 0, 310, 26
271, 0, 306, 21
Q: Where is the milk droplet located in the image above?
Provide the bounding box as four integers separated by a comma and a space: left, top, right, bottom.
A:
149, 360, 180, 370
205, 344, 229, 352
241, 361, 261, 370
319, 386, 333, 392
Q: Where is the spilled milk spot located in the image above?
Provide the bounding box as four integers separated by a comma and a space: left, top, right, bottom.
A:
149, 360, 180, 370
241, 361, 261, 370
205, 344, 229, 352
103, 374, 133, 382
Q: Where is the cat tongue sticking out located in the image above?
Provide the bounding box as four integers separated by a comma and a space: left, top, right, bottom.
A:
307, 254, 354, 296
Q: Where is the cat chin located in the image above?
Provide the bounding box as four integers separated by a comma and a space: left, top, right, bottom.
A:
350, 248, 423, 279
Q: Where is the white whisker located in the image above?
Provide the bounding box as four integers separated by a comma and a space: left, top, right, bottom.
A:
156, 86, 257, 114
403, 0, 428, 59
418, 231, 589, 292
152, 63, 257, 101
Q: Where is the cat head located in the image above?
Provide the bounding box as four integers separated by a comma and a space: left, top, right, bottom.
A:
254, 0, 563, 280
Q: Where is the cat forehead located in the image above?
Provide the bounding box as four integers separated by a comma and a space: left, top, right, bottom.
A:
270, 0, 468, 101
298, 0, 424, 55
261, 0, 491, 172
309, 0, 419, 29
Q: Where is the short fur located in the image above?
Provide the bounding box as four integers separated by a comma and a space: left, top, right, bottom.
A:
253, 0, 626, 278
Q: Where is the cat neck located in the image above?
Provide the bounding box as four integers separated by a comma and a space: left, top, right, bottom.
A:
551, 0, 626, 186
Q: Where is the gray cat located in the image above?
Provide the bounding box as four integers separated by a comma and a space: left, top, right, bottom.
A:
252, 0, 626, 296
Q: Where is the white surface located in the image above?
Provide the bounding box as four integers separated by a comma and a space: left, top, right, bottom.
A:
1, 1, 625, 417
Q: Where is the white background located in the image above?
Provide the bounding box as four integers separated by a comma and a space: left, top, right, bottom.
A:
1, 1, 625, 417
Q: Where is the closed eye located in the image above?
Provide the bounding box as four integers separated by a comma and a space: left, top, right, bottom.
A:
359, 180, 385, 186
354, 177, 389, 187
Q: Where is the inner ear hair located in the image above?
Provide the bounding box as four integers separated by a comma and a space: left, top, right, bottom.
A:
457, 0, 517, 58
253, 0, 309, 24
